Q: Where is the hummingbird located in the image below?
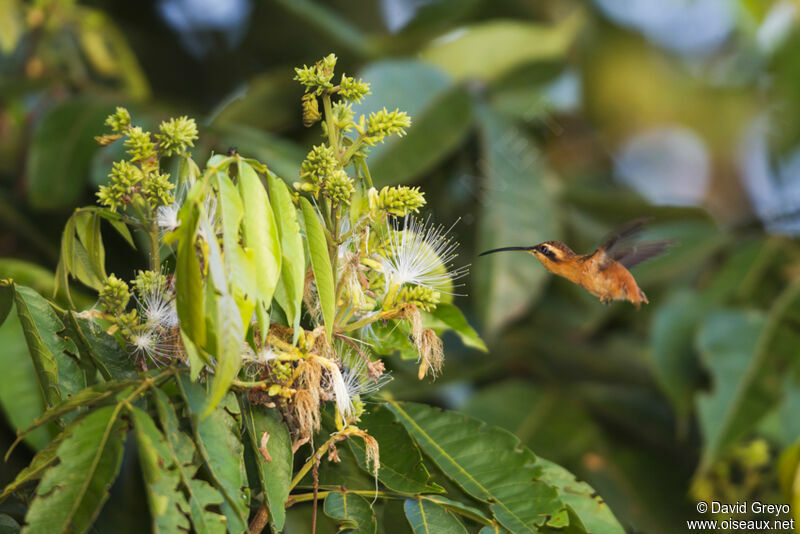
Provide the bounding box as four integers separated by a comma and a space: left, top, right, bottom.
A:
479, 218, 673, 307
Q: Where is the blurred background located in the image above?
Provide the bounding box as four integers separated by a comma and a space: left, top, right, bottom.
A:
2, 0, 800, 532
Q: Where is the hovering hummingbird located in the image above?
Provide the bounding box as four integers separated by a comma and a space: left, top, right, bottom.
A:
479, 218, 673, 307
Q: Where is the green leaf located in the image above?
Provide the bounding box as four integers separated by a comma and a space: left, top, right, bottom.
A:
698, 276, 800, 472
270, 0, 374, 57
181, 331, 206, 382
474, 106, 557, 335
0, 300, 53, 450
387, 401, 565, 532
151, 388, 227, 534
1, 432, 65, 499
238, 161, 282, 306
14, 285, 86, 409
11, 381, 134, 445
175, 196, 206, 348
240, 401, 293, 531
62, 312, 138, 381
323, 492, 377, 534
268, 172, 305, 341
461, 381, 602, 467
423, 304, 487, 352
348, 405, 442, 495
217, 173, 258, 303
420, 15, 582, 82
211, 70, 301, 132
179, 376, 249, 534
537, 458, 625, 534
130, 406, 191, 533
351, 61, 473, 186
58, 208, 114, 294
404, 498, 468, 534
696, 310, 764, 470
26, 98, 117, 210
650, 291, 706, 416
202, 293, 244, 418
301, 197, 335, 340
73, 210, 106, 285
416, 495, 492, 526
0, 514, 20, 534
22, 405, 127, 534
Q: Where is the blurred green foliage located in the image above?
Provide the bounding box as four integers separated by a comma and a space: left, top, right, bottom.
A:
2, 0, 800, 533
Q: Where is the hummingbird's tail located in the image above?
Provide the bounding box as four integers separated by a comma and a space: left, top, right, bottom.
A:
478, 246, 531, 257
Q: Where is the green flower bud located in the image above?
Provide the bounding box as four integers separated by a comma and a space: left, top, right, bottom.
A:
156, 116, 198, 156
325, 169, 354, 204
338, 74, 370, 103
105, 107, 131, 133
361, 108, 411, 146
133, 270, 168, 299
302, 93, 322, 127
375, 186, 426, 216
141, 171, 175, 210
99, 274, 131, 314
270, 359, 293, 382
395, 285, 440, 312
298, 144, 339, 197
294, 53, 337, 95
124, 126, 156, 163
330, 101, 355, 132
96, 160, 144, 211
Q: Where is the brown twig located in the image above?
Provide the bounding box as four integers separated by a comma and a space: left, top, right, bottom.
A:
311, 456, 321, 534
248, 505, 268, 534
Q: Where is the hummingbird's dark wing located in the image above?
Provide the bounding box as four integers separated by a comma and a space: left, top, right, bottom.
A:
597, 218, 673, 269
599, 217, 651, 253
611, 239, 674, 269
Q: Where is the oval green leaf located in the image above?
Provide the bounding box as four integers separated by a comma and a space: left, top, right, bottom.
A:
300, 197, 335, 340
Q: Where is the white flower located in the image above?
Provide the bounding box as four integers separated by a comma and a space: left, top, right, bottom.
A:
381, 215, 468, 295
157, 181, 188, 233
129, 326, 176, 366
326, 345, 392, 418
135, 275, 178, 329
242, 344, 279, 364
157, 202, 181, 232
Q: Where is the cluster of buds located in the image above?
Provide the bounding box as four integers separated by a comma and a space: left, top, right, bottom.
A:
98, 270, 180, 368
296, 144, 354, 203
370, 185, 426, 217
96, 107, 198, 216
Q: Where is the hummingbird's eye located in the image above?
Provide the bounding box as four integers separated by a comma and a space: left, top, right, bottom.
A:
538, 245, 557, 260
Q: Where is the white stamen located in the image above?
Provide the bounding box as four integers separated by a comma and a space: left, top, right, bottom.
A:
381, 215, 468, 294
129, 326, 175, 366
328, 364, 353, 418
135, 274, 178, 329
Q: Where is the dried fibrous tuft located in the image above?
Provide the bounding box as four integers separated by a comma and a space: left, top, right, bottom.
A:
293, 358, 324, 439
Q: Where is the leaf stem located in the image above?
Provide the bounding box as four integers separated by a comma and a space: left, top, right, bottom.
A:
340, 134, 364, 164
286, 490, 397, 506
338, 309, 398, 333
148, 222, 161, 271
360, 160, 374, 189
289, 427, 360, 491
322, 94, 338, 155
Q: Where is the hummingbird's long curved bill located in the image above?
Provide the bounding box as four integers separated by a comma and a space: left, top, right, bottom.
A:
479, 246, 531, 257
